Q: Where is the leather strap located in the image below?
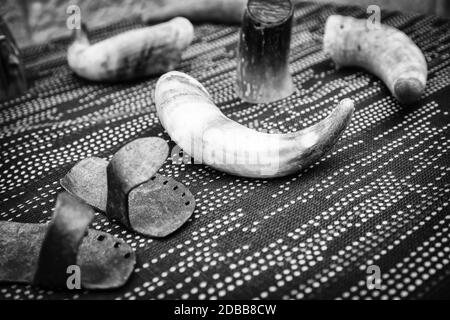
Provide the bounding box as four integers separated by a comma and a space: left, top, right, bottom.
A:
106, 137, 168, 228
33, 192, 93, 288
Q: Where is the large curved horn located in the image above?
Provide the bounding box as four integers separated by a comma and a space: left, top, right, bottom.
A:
155, 71, 354, 178
324, 15, 427, 105
67, 18, 194, 82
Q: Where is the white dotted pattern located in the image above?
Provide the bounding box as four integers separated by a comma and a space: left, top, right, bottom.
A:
0, 3, 450, 299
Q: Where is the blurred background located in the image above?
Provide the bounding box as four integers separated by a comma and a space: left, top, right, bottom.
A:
1, 0, 450, 47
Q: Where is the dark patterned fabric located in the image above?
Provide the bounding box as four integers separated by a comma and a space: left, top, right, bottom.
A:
1, 2, 450, 300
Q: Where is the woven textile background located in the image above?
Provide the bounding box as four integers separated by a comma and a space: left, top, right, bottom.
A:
1, 2, 450, 300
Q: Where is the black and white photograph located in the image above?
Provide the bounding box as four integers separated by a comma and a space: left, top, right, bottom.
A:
0, 0, 450, 308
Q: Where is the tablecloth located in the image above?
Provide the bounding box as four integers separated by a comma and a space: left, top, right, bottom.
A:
1, 1, 450, 300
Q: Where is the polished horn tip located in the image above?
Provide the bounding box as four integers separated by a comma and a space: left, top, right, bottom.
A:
340, 98, 355, 111
336, 98, 355, 120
